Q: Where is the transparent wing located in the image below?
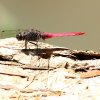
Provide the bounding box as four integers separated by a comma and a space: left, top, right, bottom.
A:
0, 29, 28, 39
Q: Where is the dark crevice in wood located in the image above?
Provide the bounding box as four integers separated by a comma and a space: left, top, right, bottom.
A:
75, 68, 87, 72
0, 57, 11, 61
73, 54, 100, 60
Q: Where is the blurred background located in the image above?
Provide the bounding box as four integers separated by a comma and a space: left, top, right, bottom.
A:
0, 0, 100, 51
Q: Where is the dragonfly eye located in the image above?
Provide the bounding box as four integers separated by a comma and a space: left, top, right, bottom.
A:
16, 32, 23, 40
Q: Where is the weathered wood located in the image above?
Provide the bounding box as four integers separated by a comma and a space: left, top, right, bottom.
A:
0, 38, 100, 99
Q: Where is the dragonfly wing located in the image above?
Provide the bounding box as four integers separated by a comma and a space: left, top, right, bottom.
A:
0, 30, 17, 39
0, 29, 28, 39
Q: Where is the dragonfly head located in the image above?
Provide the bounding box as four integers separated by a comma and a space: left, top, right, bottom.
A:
16, 32, 24, 40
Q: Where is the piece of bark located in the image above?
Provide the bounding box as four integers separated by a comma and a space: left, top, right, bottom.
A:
0, 38, 100, 100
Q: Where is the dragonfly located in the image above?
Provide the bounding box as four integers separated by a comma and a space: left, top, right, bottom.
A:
0, 29, 85, 49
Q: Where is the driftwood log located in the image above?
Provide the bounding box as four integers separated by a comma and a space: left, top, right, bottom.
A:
0, 38, 100, 100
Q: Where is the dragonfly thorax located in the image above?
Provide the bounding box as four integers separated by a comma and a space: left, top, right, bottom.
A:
16, 30, 43, 42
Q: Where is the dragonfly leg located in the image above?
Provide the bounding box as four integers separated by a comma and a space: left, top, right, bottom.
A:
29, 41, 39, 57
25, 40, 28, 49
29, 41, 38, 47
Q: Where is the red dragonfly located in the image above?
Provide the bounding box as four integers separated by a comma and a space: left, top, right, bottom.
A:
0, 29, 85, 49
